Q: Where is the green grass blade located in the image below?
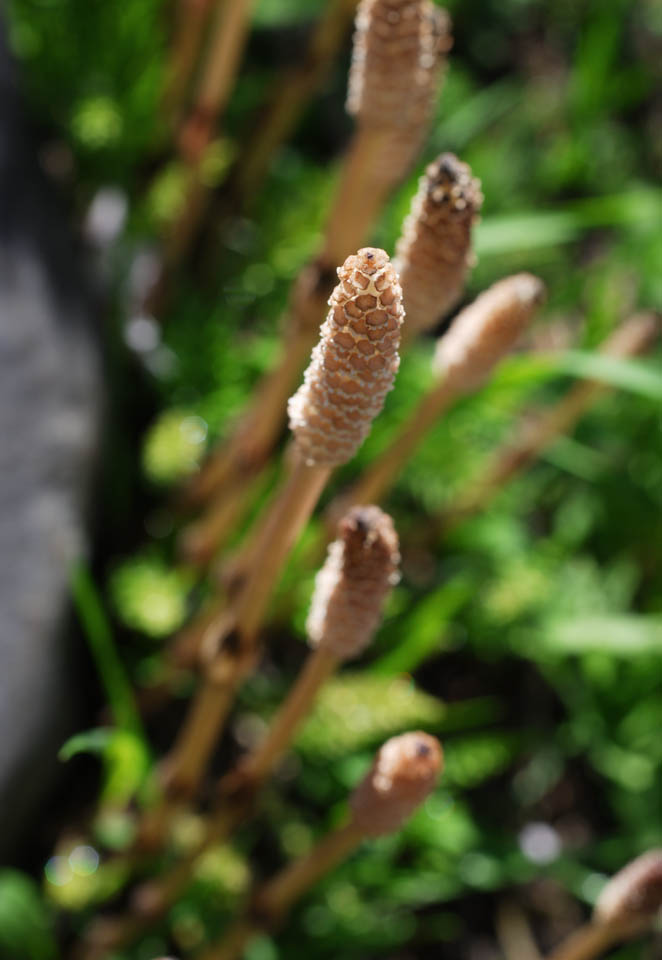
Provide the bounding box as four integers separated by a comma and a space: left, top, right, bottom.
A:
70, 562, 145, 740
475, 188, 662, 256
373, 576, 473, 677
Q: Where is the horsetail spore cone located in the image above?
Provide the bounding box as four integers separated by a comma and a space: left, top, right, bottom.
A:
307, 505, 400, 660
247, 732, 443, 925
546, 850, 662, 960
396, 153, 483, 337
435, 272, 546, 391
595, 850, 662, 927
350, 731, 442, 835
347, 0, 451, 129
288, 247, 404, 466
345, 0, 452, 184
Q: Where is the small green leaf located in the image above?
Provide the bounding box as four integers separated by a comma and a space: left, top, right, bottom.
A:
70, 563, 145, 740
59, 727, 150, 807
373, 576, 473, 676
554, 351, 662, 401
491, 350, 662, 401
58, 728, 113, 762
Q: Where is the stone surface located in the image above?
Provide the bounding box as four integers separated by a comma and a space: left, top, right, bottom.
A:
0, 14, 102, 855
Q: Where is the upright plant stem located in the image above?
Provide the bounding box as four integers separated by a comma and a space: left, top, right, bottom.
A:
100, 647, 340, 945
186, 0, 255, 156
183, 328, 316, 507
195, 822, 371, 960
239, 645, 339, 782
143, 247, 403, 840
256, 820, 365, 917
318, 127, 398, 268
201, 730, 442, 960
163, 457, 330, 800
103, 505, 400, 946
545, 919, 648, 960
162, 0, 256, 269
233, 0, 358, 204
163, 0, 215, 124
179, 477, 255, 567
495, 899, 541, 960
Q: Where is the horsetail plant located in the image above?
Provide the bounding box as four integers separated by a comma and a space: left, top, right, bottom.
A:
180, 150, 477, 570
87, 507, 400, 952
206, 267, 543, 613
199, 732, 443, 960
546, 849, 662, 960
329, 272, 546, 515
230, 505, 399, 787
156, 249, 404, 811
182, 0, 451, 512
324, 0, 451, 266
395, 153, 483, 339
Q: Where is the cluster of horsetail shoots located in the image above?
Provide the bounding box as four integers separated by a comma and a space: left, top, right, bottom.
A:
80, 505, 400, 952
55, 5, 662, 959
181, 0, 451, 517
158, 249, 403, 808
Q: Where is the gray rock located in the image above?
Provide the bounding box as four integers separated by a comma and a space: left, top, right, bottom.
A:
0, 12, 103, 855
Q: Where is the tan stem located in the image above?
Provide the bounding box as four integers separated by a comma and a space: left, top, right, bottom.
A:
337, 377, 457, 510
153, 0, 255, 279
161, 663, 248, 801
199, 819, 366, 960
256, 818, 365, 920
169, 595, 228, 670
87, 648, 341, 951
545, 919, 649, 960
234, 0, 358, 203
495, 898, 541, 960
241, 645, 339, 782
231, 456, 330, 639
163, 0, 216, 123
449, 380, 603, 522
320, 126, 397, 269
188, 0, 255, 155
162, 456, 330, 801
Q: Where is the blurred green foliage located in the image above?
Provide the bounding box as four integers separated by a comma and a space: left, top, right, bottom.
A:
0, 872, 56, 960
5, 0, 662, 957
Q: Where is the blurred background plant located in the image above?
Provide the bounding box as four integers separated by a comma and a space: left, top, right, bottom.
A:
3, 0, 661, 957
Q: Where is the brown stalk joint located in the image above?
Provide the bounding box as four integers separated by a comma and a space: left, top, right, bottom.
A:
218, 764, 261, 808
246, 891, 283, 933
